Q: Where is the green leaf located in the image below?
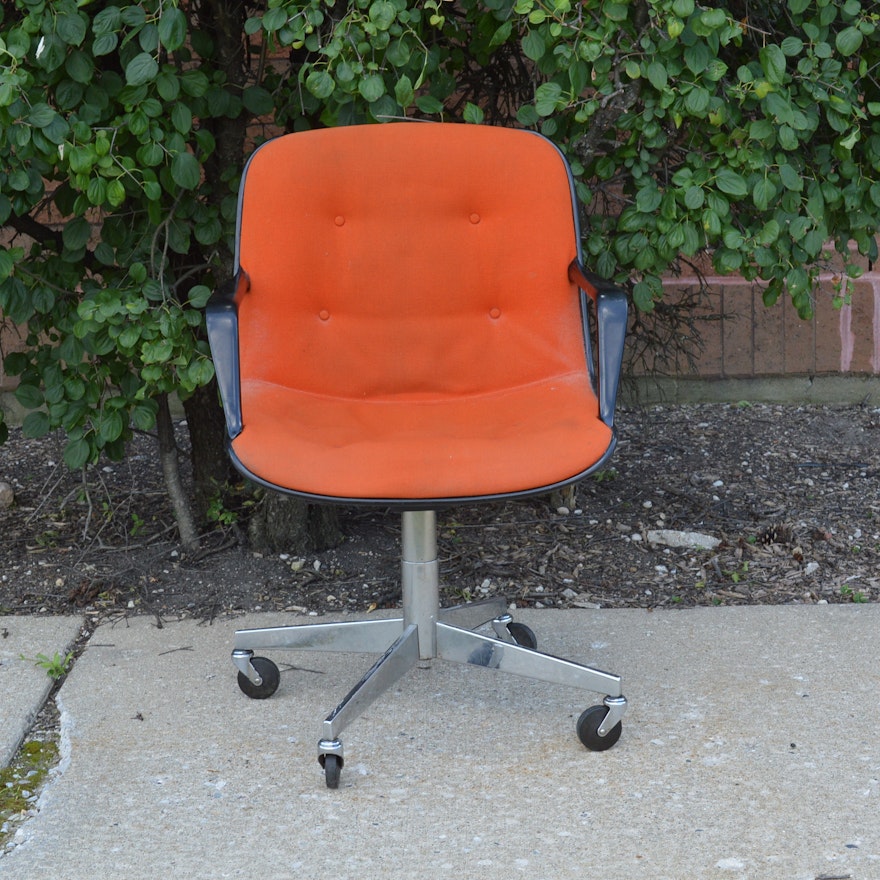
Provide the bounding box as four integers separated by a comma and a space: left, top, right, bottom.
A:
516, 104, 540, 126
684, 186, 705, 209
142, 339, 174, 363
188, 285, 212, 309
489, 21, 513, 49
463, 102, 484, 124
92, 33, 118, 56
106, 180, 126, 208
415, 95, 444, 114
242, 86, 274, 117
358, 75, 385, 103
118, 323, 142, 349
171, 102, 193, 133
306, 69, 335, 100
56, 12, 88, 46
0, 250, 14, 281
158, 6, 187, 51
535, 82, 563, 116
752, 178, 777, 211
781, 36, 804, 56
835, 26, 863, 57
394, 75, 414, 108
369, 0, 396, 29
170, 151, 200, 190
65, 50, 94, 85
759, 45, 787, 85
22, 411, 50, 439
64, 437, 91, 470
125, 52, 159, 87
646, 62, 668, 91
132, 402, 157, 432
715, 168, 748, 197
15, 383, 44, 409
632, 281, 655, 311
684, 43, 710, 75
636, 184, 663, 213
98, 410, 124, 445
522, 30, 545, 61
29, 103, 57, 127
63, 217, 92, 250
778, 163, 803, 191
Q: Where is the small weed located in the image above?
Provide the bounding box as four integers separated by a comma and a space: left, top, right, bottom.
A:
35, 530, 59, 549
130, 512, 145, 537
592, 468, 618, 482
841, 585, 869, 603
20, 651, 74, 681
722, 561, 749, 583
206, 494, 238, 527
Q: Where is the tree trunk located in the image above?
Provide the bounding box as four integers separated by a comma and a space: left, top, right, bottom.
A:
248, 492, 342, 556
156, 392, 200, 552
182, 380, 236, 520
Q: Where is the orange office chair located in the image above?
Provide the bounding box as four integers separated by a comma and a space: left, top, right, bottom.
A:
207, 122, 629, 788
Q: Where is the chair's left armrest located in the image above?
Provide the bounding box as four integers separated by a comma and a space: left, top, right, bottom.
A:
569, 260, 628, 427
206, 271, 250, 439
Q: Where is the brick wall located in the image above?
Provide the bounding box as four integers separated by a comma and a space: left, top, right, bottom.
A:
657, 268, 880, 380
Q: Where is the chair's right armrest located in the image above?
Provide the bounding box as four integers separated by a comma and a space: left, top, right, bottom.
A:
206, 271, 249, 439
569, 260, 628, 428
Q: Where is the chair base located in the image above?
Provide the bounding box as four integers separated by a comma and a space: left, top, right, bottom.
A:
231, 511, 627, 788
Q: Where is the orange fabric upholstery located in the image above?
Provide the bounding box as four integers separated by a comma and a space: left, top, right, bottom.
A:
229, 123, 612, 500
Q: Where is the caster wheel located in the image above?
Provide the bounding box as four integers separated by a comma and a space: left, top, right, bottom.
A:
576, 705, 622, 751
237, 656, 280, 700
507, 621, 537, 649
321, 754, 343, 789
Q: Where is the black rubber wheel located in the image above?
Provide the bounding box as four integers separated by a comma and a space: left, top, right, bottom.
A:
237, 656, 280, 700
322, 754, 342, 789
507, 621, 538, 650
576, 705, 623, 751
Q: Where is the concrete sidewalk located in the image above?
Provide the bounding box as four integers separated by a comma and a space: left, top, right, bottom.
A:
1, 606, 878, 879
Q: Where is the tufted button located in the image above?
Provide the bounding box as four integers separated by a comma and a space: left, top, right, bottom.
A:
469, 212, 481, 225
319, 310, 330, 321
489, 307, 501, 319
334, 215, 345, 227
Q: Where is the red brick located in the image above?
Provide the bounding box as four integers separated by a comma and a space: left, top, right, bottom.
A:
719, 284, 756, 377
844, 278, 880, 374
813, 284, 848, 373
751, 288, 786, 376
782, 294, 816, 374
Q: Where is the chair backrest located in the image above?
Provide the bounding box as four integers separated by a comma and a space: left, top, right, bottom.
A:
234, 123, 588, 401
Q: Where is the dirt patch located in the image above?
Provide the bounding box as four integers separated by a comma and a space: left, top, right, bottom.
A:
0, 402, 877, 624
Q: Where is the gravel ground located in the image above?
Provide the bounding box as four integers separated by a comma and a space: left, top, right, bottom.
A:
0, 401, 877, 624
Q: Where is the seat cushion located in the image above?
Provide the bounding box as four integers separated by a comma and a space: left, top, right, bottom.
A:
231, 372, 613, 501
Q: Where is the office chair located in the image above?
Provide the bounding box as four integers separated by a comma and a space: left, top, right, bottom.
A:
207, 122, 629, 788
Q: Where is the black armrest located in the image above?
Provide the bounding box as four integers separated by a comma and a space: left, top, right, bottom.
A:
568, 260, 628, 428
206, 271, 250, 439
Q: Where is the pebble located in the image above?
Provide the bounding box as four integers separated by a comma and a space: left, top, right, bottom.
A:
0, 481, 13, 508
647, 529, 721, 550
